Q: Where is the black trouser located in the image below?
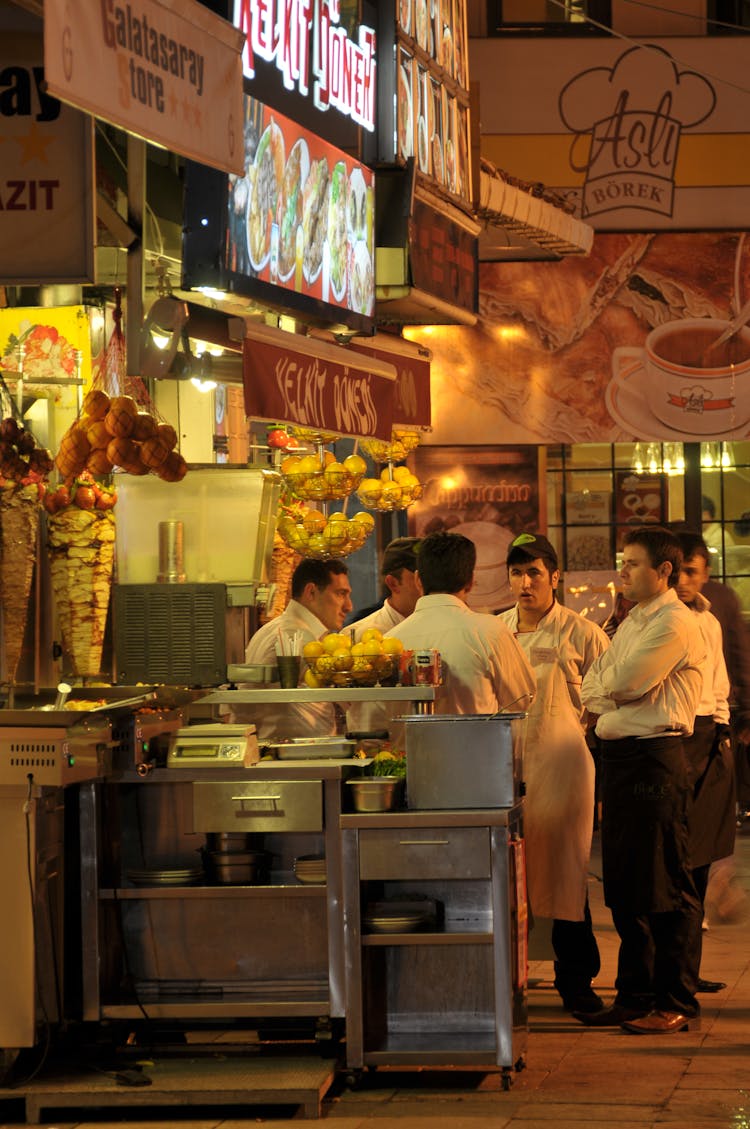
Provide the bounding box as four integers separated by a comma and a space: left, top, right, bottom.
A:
552, 896, 601, 999
612, 903, 702, 1017
600, 734, 702, 1018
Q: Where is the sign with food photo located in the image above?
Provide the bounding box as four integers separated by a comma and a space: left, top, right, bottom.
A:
225, 96, 375, 326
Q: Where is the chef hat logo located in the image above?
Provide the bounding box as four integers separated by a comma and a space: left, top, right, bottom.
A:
559, 45, 716, 220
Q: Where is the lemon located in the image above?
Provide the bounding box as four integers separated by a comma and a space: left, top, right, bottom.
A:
392, 465, 412, 483
302, 640, 325, 662
323, 461, 346, 480
361, 640, 384, 658
314, 654, 336, 674
323, 522, 348, 547
351, 642, 366, 657
380, 481, 402, 506
303, 667, 322, 688
281, 454, 302, 475
328, 511, 348, 522
352, 510, 375, 530
302, 508, 326, 534
361, 627, 383, 644
306, 532, 327, 554
323, 632, 349, 654
358, 478, 382, 503
380, 466, 394, 482
343, 453, 366, 476
382, 636, 404, 655
332, 648, 354, 671
297, 454, 323, 475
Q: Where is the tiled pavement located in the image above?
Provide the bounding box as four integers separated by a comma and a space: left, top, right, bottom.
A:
1, 828, 748, 1128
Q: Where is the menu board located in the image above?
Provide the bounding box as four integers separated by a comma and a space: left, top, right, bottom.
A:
397, 0, 471, 205
225, 95, 375, 320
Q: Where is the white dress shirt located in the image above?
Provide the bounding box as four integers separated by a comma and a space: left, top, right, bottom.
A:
498, 600, 609, 726
230, 600, 336, 742
582, 587, 705, 740
390, 594, 536, 715
346, 593, 536, 741
690, 592, 730, 725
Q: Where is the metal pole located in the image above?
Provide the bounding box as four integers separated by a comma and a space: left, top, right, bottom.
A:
126, 136, 146, 382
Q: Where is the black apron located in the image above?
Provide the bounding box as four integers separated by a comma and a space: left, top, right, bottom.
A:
600, 735, 695, 914
684, 716, 736, 867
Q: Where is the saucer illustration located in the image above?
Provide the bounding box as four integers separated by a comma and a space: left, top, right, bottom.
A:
606, 349, 750, 441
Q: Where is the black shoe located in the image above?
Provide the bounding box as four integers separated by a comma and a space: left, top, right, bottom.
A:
561, 988, 604, 1014
572, 1003, 649, 1027
696, 977, 727, 993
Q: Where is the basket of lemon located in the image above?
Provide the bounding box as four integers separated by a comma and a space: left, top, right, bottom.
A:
360, 429, 422, 463
356, 466, 423, 512
276, 507, 375, 560
279, 451, 367, 501
302, 628, 404, 688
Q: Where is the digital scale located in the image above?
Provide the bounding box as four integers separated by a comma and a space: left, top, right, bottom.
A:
167, 724, 259, 768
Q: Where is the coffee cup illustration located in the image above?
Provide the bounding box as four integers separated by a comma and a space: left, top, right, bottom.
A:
639, 318, 750, 434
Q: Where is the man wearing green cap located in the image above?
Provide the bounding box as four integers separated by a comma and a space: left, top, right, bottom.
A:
499, 531, 609, 1014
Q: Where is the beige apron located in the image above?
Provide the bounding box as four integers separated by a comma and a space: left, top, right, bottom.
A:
516, 623, 596, 921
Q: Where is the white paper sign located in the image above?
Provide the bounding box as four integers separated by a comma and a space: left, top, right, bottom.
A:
0, 34, 94, 284
44, 0, 245, 175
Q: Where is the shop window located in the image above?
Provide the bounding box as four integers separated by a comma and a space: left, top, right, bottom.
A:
708, 2, 750, 33
547, 441, 750, 616
487, 0, 611, 34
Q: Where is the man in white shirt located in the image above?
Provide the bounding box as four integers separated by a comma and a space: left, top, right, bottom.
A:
675, 531, 733, 992
499, 533, 609, 1014
386, 531, 536, 716
235, 558, 353, 743
346, 532, 535, 740
348, 537, 421, 641
578, 527, 705, 1034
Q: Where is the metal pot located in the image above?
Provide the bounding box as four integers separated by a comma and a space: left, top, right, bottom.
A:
206, 848, 267, 885
347, 776, 403, 813
205, 832, 252, 852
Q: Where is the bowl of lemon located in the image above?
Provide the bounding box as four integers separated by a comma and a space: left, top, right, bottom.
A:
302, 628, 404, 688
356, 465, 423, 512
279, 451, 367, 501
360, 429, 422, 463
276, 507, 375, 560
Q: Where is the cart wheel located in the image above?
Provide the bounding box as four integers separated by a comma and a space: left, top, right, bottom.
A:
344, 1068, 364, 1088
501, 1068, 512, 1092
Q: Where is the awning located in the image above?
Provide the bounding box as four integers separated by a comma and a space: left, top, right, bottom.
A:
349, 333, 431, 430
229, 320, 397, 442
140, 297, 398, 441
477, 159, 594, 261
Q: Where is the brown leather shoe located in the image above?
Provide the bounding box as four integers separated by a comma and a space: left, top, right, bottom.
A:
572, 1003, 649, 1026
622, 1009, 700, 1034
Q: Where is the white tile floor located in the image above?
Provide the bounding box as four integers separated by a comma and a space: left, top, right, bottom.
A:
2, 827, 749, 1127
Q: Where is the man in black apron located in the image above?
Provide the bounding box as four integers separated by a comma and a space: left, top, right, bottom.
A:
675, 531, 734, 991
575, 527, 705, 1034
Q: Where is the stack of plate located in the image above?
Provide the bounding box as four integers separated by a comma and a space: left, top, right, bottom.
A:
126, 866, 203, 887
363, 898, 436, 934
293, 855, 327, 884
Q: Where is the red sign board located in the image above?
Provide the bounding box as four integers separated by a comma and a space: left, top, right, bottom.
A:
349, 340, 431, 428
242, 336, 395, 440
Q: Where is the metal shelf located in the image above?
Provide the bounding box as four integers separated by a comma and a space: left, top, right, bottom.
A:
99, 883, 327, 899
202, 687, 436, 704
362, 929, 494, 946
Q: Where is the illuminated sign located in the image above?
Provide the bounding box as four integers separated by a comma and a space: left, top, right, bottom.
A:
232, 0, 376, 131
226, 96, 375, 321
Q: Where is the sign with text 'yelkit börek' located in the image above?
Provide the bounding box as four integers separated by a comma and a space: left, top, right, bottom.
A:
44, 0, 245, 175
